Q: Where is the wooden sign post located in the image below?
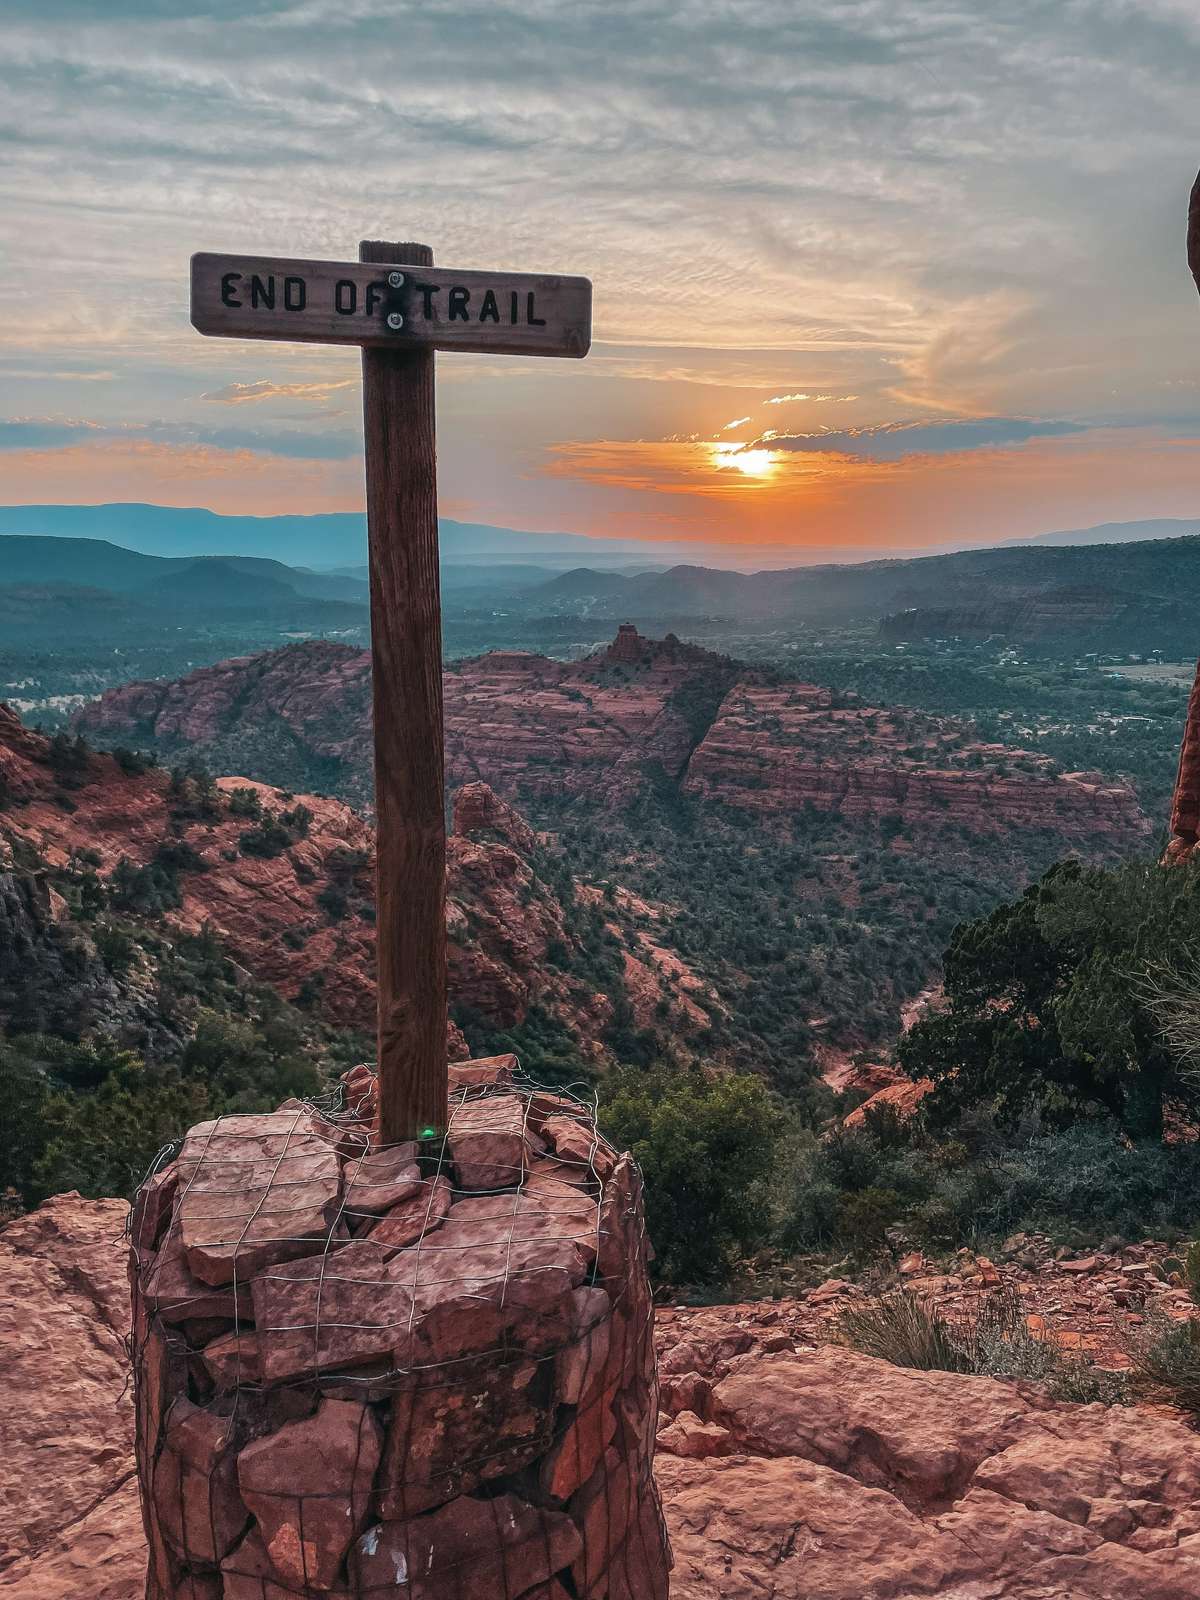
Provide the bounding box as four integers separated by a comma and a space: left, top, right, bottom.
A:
192, 243, 591, 1142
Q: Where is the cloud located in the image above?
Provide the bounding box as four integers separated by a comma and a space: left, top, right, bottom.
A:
0, 417, 109, 449
746, 417, 1092, 462
201, 378, 358, 405
721, 416, 751, 431
4, 1, 1200, 544
764, 393, 858, 406
0, 414, 360, 460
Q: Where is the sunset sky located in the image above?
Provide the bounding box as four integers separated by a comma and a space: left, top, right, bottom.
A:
3, 1, 1200, 562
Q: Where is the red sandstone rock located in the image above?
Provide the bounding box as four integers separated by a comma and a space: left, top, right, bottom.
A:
540, 1382, 619, 1500
659, 1371, 712, 1419
538, 1114, 616, 1180
0, 1196, 134, 1571
130, 1167, 178, 1255
452, 781, 536, 855
237, 1398, 383, 1590
448, 1052, 518, 1091
843, 1075, 934, 1128
201, 1330, 260, 1390
175, 1110, 342, 1286
221, 1528, 353, 1600
684, 680, 1149, 841
556, 1287, 612, 1406
350, 1492, 582, 1599
365, 1174, 452, 1253
340, 1144, 421, 1215
438, 1187, 600, 1265
152, 1398, 248, 1566
251, 1229, 587, 1384
142, 1221, 254, 1324
447, 1092, 527, 1190
569, 1443, 661, 1598
656, 1410, 731, 1458
19, 1189, 1200, 1600
378, 1359, 552, 1518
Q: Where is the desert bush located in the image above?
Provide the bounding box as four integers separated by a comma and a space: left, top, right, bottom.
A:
901, 858, 1200, 1141
840, 1288, 1127, 1403
836, 1290, 969, 1372
599, 1064, 783, 1283
1123, 1309, 1200, 1420
227, 785, 263, 819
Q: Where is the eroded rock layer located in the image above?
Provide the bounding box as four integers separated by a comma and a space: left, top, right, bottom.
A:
73, 629, 1148, 843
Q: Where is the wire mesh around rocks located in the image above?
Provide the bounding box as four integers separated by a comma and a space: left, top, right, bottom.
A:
128, 1053, 671, 1599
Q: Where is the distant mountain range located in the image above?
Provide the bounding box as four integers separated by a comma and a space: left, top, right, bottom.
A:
0, 503, 718, 572
506, 537, 1200, 654
0, 535, 368, 604
6, 520, 1200, 656
1007, 518, 1200, 548
4, 503, 1199, 580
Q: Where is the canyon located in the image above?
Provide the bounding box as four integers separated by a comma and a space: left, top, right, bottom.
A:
75, 626, 1149, 844
0, 706, 712, 1064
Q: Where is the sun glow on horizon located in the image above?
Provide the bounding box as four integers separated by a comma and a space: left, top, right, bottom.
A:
711, 442, 779, 479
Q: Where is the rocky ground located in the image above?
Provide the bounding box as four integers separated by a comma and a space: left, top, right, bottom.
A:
6, 1194, 1200, 1599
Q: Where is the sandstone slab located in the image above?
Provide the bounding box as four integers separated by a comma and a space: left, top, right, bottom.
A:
176, 1111, 342, 1287
340, 1144, 420, 1216
365, 1174, 452, 1254
152, 1398, 249, 1566
447, 1092, 527, 1190
237, 1398, 383, 1590
378, 1358, 553, 1518
351, 1493, 581, 1600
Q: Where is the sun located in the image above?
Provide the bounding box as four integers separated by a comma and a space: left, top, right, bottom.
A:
729, 448, 776, 478
710, 442, 779, 480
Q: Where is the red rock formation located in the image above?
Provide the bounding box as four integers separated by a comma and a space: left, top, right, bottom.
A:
451, 780, 536, 855
607, 622, 644, 663
843, 1076, 934, 1127
75, 632, 729, 810
73, 632, 1148, 843
1164, 658, 1200, 862
0, 715, 665, 1056
684, 682, 1148, 839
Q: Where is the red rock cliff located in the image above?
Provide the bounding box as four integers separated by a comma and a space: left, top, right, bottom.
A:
684, 682, 1148, 840
1164, 658, 1200, 863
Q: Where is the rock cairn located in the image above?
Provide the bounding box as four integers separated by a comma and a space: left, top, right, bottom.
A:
129, 1054, 669, 1599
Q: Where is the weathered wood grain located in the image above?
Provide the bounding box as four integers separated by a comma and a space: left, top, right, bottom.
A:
360, 239, 449, 1143
191, 252, 590, 356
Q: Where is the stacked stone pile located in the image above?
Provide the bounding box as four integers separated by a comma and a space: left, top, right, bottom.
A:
129, 1055, 669, 1599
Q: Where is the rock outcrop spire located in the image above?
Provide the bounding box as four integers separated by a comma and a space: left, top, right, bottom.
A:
1164, 659, 1200, 863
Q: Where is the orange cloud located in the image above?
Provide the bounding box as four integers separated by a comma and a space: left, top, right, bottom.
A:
536, 428, 1200, 550
0, 440, 364, 516
201, 378, 358, 405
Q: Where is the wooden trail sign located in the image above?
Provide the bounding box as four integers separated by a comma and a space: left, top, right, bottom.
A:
192, 252, 591, 357
192, 241, 592, 1142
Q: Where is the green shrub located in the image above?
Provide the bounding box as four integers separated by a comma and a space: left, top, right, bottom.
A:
113, 747, 154, 776
900, 858, 1200, 1141
227, 786, 263, 819
598, 1064, 783, 1283
238, 817, 294, 859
